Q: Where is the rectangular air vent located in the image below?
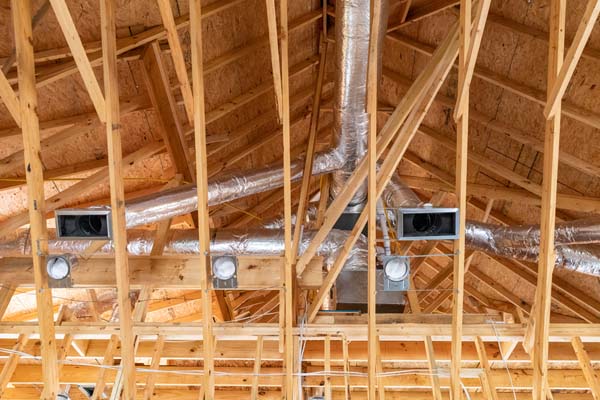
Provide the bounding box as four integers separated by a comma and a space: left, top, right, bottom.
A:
55, 209, 112, 240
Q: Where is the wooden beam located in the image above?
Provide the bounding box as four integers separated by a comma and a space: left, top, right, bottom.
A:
292, 36, 328, 260
279, 0, 294, 397
100, 0, 136, 398
475, 336, 499, 400
142, 41, 195, 183
451, 0, 471, 397
11, 1, 60, 398
532, 0, 565, 399
544, 0, 600, 119
90, 335, 119, 400
0, 285, 15, 320
388, 0, 460, 31
0, 334, 28, 397
156, 0, 194, 123
142, 335, 165, 400
0, 70, 21, 126
366, 0, 383, 397
250, 336, 263, 400
265, 0, 284, 120
189, 0, 214, 398
49, 0, 106, 122
454, 0, 491, 118
571, 337, 600, 400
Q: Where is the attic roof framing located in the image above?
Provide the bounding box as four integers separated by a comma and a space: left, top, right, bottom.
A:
1, 0, 600, 399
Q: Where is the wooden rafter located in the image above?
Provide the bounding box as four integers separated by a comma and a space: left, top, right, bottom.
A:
0, 70, 21, 126
544, 0, 600, 119
265, 0, 284, 120
532, 1, 565, 399
142, 41, 195, 184
49, 0, 106, 122
279, 0, 294, 397
452, 0, 471, 394
156, 0, 194, 124
189, 0, 214, 398
100, 0, 136, 397
11, 0, 60, 398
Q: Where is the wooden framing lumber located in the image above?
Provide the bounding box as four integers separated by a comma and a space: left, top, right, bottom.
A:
11, 1, 60, 398
292, 36, 328, 260
532, 1, 565, 399
0, 334, 28, 398
278, 0, 294, 397
474, 336, 499, 400
156, 0, 194, 123
100, 0, 136, 398
49, 0, 106, 122
571, 337, 600, 400
189, 0, 214, 398
251, 336, 264, 400
450, 1, 471, 396
366, 0, 383, 396
544, 0, 600, 119
142, 335, 165, 400
388, 0, 460, 31
0, 70, 21, 126
454, 0, 491, 118
265, 0, 284, 120
142, 41, 195, 184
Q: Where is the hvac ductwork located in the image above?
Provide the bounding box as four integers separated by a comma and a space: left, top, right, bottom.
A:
329, 0, 388, 205
0, 228, 367, 272
384, 175, 600, 277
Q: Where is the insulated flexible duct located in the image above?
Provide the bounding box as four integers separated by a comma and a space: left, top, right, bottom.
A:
0, 228, 367, 272
383, 175, 600, 277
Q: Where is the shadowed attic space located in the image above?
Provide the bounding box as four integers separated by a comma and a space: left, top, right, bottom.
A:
0, 0, 599, 399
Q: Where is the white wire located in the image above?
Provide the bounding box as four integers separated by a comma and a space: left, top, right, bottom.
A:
488, 318, 518, 400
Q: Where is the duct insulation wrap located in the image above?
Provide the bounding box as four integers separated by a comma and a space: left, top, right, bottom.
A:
383, 174, 600, 277
124, 151, 343, 228
465, 222, 600, 276
330, 0, 388, 206
0, 228, 367, 272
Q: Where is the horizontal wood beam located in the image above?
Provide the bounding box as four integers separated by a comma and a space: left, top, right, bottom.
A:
0, 256, 323, 289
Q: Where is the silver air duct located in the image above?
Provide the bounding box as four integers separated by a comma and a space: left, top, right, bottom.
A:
0, 228, 367, 272
329, 0, 388, 205
384, 175, 600, 277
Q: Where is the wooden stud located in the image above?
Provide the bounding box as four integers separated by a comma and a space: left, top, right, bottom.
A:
156, 0, 194, 123
571, 337, 600, 400
142, 42, 195, 184
292, 35, 328, 259
0, 70, 21, 126
279, 0, 295, 396
265, 0, 284, 120
342, 336, 350, 400
451, 0, 471, 397
100, 0, 136, 397
367, 0, 383, 397
49, 0, 106, 122
251, 336, 264, 400
11, 0, 60, 398
544, 0, 600, 119
0, 334, 29, 397
325, 336, 332, 400
143, 335, 166, 400
454, 0, 491, 118
475, 336, 498, 400
189, 0, 214, 398
532, 1, 565, 399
